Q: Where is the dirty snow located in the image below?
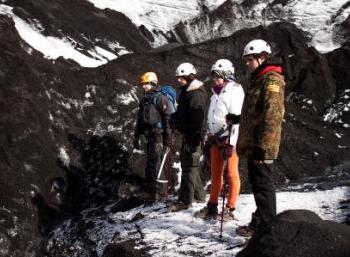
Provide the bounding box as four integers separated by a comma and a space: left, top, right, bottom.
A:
50, 186, 350, 257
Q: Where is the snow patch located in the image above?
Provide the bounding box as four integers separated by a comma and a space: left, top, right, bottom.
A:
117, 93, 135, 105
335, 132, 342, 138
48, 112, 54, 121
323, 89, 350, 124
0, 4, 128, 67
58, 147, 70, 166
24, 163, 34, 172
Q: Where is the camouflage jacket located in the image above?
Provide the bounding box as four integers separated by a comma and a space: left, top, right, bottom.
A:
237, 64, 285, 160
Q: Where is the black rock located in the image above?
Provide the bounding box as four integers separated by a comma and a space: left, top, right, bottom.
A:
238, 209, 350, 257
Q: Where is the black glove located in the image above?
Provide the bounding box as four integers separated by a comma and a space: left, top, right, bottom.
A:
133, 138, 140, 150
203, 140, 211, 160
252, 146, 265, 161
164, 136, 173, 147
226, 113, 240, 125
163, 128, 173, 146
207, 134, 217, 146
221, 144, 233, 159
185, 143, 197, 154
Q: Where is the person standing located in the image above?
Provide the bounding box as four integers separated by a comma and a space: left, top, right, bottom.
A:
134, 72, 173, 202
169, 63, 208, 212
195, 59, 244, 220
236, 39, 285, 236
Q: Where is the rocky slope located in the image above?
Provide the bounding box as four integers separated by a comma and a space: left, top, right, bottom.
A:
0, 1, 349, 256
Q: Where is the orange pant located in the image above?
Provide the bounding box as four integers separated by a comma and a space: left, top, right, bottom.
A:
209, 145, 240, 209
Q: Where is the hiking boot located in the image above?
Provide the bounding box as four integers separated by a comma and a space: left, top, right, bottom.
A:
141, 192, 157, 203
236, 225, 255, 237
169, 201, 192, 212
195, 203, 218, 220
195, 197, 206, 203
219, 207, 236, 221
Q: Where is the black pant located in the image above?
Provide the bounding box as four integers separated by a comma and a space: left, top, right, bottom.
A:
178, 142, 205, 205
145, 132, 165, 195
247, 159, 276, 229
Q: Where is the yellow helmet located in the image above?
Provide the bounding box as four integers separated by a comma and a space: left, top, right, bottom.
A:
139, 72, 158, 85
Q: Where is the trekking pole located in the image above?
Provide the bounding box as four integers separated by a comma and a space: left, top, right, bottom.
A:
219, 124, 233, 239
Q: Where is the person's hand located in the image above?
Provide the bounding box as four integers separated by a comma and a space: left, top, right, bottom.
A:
207, 134, 217, 145
133, 138, 140, 150
185, 144, 197, 154
164, 136, 173, 147
252, 146, 265, 163
203, 140, 211, 160
226, 113, 240, 125
222, 144, 233, 159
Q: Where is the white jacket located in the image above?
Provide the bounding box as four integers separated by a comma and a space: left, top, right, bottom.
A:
207, 81, 245, 147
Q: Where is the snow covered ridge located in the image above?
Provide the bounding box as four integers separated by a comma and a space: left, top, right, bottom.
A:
0, 4, 131, 67
86, 0, 227, 47
177, 0, 350, 53
88, 0, 350, 52
47, 187, 350, 257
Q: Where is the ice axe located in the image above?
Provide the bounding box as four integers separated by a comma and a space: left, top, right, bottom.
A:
156, 146, 171, 184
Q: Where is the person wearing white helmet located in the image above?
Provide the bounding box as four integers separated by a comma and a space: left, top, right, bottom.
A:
169, 62, 208, 212
195, 59, 244, 220
236, 39, 285, 237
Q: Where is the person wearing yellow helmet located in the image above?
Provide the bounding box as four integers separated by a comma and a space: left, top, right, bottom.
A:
139, 72, 158, 88
134, 72, 174, 202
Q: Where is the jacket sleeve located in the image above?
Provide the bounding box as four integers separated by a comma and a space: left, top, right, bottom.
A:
188, 89, 208, 147
228, 85, 245, 146
255, 75, 285, 158
157, 94, 172, 141
134, 100, 143, 139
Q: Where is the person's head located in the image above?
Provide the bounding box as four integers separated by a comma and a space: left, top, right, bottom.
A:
139, 72, 158, 92
242, 39, 271, 72
175, 62, 196, 86
211, 59, 235, 86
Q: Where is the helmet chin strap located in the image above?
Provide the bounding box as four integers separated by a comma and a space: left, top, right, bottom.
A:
254, 54, 262, 67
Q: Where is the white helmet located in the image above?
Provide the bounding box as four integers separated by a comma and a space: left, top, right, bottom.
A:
243, 39, 272, 56
211, 59, 235, 80
175, 62, 196, 77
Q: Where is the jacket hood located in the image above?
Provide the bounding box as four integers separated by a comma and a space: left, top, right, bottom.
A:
252, 63, 283, 80
211, 81, 240, 94
187, 79, 203, 92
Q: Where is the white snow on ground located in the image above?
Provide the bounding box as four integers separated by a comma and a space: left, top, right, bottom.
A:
0, 4, 130, 67
126, 187, 350, 256
50, 186, 350, 257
